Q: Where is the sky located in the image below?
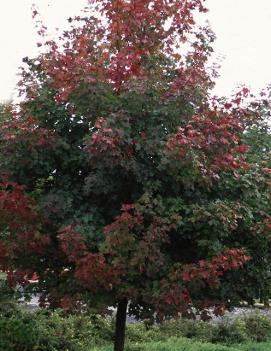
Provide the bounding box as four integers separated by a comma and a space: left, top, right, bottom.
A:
0, 0, 271, 102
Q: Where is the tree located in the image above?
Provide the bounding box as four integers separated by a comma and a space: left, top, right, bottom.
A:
231, 96, 271, 306
0, 1, 270, 350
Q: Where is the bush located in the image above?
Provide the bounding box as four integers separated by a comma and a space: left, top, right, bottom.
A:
0, 316, 37, 351
158, 319, 190, 338
126, 323, 163, 343
244, 313, 271, 342
213, 319, 249, 345
87, 314, 114, 342
156, 314, 271, 345
1, 305, 271, 350
149, 318, 216, 344
189, 320, 216, 343
41, 311, 113, 349
125, 315, 271, 346
0, 307, 113, 351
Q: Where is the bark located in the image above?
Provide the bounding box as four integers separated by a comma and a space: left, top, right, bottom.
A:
114, 298, 128, 351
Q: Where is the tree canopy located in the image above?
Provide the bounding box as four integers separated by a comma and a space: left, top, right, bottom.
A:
0, 1, 270, 350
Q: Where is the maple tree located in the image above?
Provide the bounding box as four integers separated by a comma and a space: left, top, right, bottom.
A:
0, 1, 270, 350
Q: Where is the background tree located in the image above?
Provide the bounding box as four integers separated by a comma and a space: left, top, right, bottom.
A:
0, 1, 270, 350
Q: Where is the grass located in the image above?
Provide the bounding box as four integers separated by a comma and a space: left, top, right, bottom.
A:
89, 337, 271, 351
238, 342, 271, 351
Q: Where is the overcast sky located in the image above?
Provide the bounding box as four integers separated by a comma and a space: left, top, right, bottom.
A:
1, 0, 271, 102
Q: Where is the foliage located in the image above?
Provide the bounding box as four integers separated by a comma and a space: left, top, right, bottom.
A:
0, 0, 270, 349
244, 313, 271, 342
212, 319, 249, 344
151, 314, 271, 345
0, 307, 113, 351
125, 313, 271, 345
0, 316, 37, 351
1, 305, 271, 350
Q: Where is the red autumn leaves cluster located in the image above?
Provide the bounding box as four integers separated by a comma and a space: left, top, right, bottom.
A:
86, 117, 128, 159
0, 181, 50, 287
58, 225, 117, 293
0, 115, 54, 149
0, 182, 49, 253
166, 107, 249, 177
29, 0, 209, 100
181, 248, 251, 288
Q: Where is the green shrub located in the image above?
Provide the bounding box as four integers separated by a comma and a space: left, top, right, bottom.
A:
33, 310, 114, 350
125, 316, 267, 346
155, 319, 216, 343
156, 314, 271, 345
213, 319, 249, 345
87, 314, 114, 342
0, 316, 37, 351
1, 305, 271, 351
190, 320, 216, 343
244, 314, 271, 342
32, 311, 86, 350
0, 307, 113, 351
126, 323, 163, 343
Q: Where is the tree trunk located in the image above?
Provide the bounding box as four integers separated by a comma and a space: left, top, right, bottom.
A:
114, 298, 128, 351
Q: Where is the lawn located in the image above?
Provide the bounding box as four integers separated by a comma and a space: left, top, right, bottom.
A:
90, 337, 271, 351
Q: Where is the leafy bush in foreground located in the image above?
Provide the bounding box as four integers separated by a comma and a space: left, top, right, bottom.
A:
125, 314, 271, 346
245, 313, 271, 342
1, 305, 271, 351
0, 307, 113, 351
